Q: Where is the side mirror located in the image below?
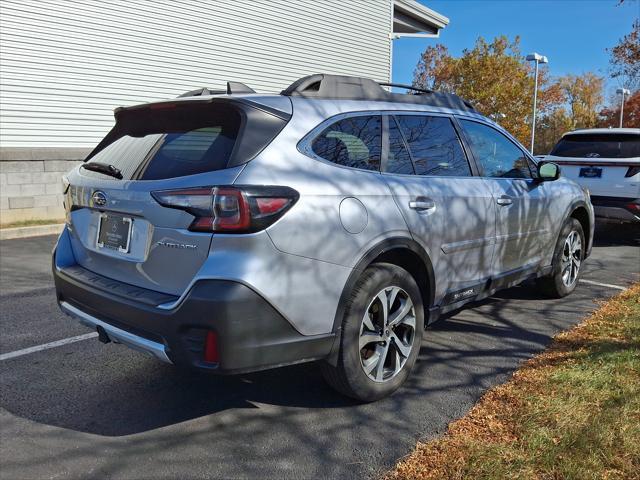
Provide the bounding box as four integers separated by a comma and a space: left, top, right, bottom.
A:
538, 162, 560, 181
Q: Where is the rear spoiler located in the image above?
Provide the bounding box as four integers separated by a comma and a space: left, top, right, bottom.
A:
85, 97, 290, 163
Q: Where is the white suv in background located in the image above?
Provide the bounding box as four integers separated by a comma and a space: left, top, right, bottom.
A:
544, 128, 640, 224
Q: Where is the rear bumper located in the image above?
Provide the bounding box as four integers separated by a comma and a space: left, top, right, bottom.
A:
591, 196, 640, 224
59, 301, 172, 364
53, 250, 334, 374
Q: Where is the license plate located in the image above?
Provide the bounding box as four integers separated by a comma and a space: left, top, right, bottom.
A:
579, 167, 602, 178
97, 214, 133, 253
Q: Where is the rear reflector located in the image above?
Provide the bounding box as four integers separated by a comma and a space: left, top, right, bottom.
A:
204, 331, 219, 363
152, 185, 299, 233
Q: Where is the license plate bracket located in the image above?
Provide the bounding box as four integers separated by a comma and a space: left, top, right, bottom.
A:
97, 213, 133, 253
579, 167, 602, 178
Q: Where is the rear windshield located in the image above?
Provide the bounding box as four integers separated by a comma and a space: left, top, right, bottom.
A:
550, 133, 640, 159
83, 100, 286, 180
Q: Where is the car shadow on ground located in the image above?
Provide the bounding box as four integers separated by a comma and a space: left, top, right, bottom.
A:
0, 277, 604, 438
592, 222, 640, 247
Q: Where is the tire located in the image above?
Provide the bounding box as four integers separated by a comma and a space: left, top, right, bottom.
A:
320, 263, 424, 402
536, 217, 585, 298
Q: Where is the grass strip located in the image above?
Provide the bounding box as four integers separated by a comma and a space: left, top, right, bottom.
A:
388, 283, 640, 480
0, 218, 65, 229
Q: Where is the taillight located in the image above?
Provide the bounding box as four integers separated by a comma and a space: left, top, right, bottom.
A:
151, 185, 299, 233
626, 201, 640, 214
625, 166, 640, 178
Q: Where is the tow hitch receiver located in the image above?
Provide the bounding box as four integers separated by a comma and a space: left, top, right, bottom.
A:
96, 326, 111, 344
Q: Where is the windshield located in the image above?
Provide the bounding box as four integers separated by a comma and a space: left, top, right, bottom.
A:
550, 133, 640, 159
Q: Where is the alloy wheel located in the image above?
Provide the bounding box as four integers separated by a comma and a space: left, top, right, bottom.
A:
359, 286, 416, 382
561, 230, 582, 287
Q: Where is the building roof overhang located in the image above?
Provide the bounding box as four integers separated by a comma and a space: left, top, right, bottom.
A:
393, 0, 449, 38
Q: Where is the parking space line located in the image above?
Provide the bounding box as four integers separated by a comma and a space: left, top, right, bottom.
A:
580, 279, 627, 291
0, 278, 627, 362
0, 332, 98, 361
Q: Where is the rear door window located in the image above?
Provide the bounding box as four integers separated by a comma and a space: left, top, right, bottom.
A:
311, 115, 382, 171
550, 133, 640, 158
385, 116, 414, 174
395, 115, 471, 176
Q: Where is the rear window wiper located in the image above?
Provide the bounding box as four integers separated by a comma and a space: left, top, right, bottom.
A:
81, 162, 123, 179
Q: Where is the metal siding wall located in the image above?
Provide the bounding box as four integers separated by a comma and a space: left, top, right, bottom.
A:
0, 0, 392, 148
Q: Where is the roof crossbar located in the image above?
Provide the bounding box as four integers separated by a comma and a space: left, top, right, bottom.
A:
281, 74, 476, 112
177, 81, 256, 98
178, 87, 225, 98
378, 82, 433, 94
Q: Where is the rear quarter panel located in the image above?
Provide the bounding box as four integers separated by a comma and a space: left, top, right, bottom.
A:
235, 100, 411, 268
541, 177, 593, 265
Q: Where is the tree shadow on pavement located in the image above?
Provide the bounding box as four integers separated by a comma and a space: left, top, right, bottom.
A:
0, 280, 600, 438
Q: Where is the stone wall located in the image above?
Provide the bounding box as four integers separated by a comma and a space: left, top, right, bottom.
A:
0, 148, 89, 225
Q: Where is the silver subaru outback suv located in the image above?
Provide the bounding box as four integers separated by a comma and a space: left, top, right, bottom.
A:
53, 74, 594, 401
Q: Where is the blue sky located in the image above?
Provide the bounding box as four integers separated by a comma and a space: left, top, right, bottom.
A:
392, 0, 639, 99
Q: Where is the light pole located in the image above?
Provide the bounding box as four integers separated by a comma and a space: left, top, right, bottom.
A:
616, 88, 631, 128
526, 53, 548, 153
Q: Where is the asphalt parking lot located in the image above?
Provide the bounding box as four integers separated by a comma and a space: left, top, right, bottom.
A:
0, 225, 638, 480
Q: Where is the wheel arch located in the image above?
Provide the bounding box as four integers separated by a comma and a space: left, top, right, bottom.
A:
331, 237, 435, 335
566, 199, 593, 258
569, 205, 591, 248
325, 237, 436, 366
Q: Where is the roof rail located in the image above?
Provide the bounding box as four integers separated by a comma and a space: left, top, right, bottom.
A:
281, 74, 475, 112
177, 81, 256, 98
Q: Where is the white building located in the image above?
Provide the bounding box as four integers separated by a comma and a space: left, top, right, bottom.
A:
0, 0, 448, 223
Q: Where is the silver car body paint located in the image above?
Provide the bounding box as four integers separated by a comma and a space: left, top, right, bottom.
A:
60, 92, 592, 338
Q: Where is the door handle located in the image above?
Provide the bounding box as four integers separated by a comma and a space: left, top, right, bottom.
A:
496, 196, 513, 206
409, 198, 435, 211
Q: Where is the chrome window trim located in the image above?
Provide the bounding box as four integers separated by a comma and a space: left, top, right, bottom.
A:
298, 109, 475, 176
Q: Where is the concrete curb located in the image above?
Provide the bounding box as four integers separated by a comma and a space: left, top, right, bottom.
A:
0, 223, 64, 240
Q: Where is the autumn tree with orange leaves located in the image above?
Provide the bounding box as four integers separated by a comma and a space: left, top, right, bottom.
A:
608, 19, 640, 91
599, 17, 640, 127
534, 73, 605, 154
599, 90, 640, 127
411, 36, 606, 154
413, 36, 562, 146
412, 24, 638, 154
